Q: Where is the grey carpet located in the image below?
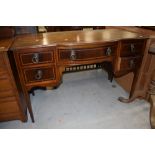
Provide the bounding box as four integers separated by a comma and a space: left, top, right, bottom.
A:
0, 69, 151, 129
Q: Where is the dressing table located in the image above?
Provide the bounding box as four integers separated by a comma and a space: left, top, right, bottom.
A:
0, 28, 152, 125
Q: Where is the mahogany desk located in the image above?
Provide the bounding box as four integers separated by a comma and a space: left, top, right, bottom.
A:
9, 29, 151, 123
0, 28, 153, 124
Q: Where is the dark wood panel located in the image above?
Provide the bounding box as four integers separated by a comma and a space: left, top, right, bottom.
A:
0, 27, 15, 39
45, 26, 105, 32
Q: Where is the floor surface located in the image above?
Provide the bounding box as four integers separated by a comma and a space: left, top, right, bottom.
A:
0, 70, 151, 129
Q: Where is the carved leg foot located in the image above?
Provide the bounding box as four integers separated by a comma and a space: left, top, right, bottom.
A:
118, 96, 137, 103
53, 81, 62, 90
149, 95, 155, 129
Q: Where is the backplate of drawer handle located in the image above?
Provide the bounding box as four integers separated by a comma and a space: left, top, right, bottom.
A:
129, 59, 135, 68
130, 44, 135, 53
35, 70, 43, 80
32, 53, 39, 63
69, 47, 113, 60
105, 47, 112, 56
70, 50, 76, 60
34, 69, 55, 80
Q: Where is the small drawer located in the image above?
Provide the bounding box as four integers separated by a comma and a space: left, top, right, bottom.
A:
0, 89, 15, 98
18, 48, 55, 66
23, 66, 56, 83
58, 45, 116, 62
0, 100, 19, 114
0, 96, 17, 104
119, 57, 142, 71
0, 53, 6, 72
0, 74, 13, 91
120, 40, 145, 57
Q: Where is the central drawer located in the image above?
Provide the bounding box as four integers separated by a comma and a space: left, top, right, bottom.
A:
58, 45, 116, 62
23, 66, 56, 83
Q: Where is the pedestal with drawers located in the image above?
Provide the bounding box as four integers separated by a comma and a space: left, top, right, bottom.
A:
14, 47, 61, 92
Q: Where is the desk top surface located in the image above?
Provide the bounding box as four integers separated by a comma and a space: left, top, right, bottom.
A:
11, 29, 148, 50
0, 38, 14, 52
106, 27, 155, 54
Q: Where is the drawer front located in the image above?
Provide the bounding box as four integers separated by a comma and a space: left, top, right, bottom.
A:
0, 96, 17, 104
120, 40, 145, 57
0, 53, 4, 68
58, 46, 116, 62
18, 48, 55, 66
0, 89, 15, 98
0, 99, 19, 114
23, 66, 56, 83
120, 57, 142, 71
0, 53, 6, 73
0, 74, 13, 91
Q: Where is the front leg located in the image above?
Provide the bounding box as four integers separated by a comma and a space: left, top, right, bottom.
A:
118, 96, 137, 103
118, 69, 139, 103
149, 80, 155, 128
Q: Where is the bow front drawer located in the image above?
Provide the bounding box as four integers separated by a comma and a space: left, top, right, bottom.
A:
120, 39, 146, 57
58, 45, 117, 62
17, 47, 55, 66
23, 66, 56, 83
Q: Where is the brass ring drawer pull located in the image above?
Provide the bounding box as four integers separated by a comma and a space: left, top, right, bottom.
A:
105, 47, 112, 56
70, 50, 76, 60
35, 70, 43, 80
32, 53, 39, 63
129, 59, 135, 68
130, 44, 135, 53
